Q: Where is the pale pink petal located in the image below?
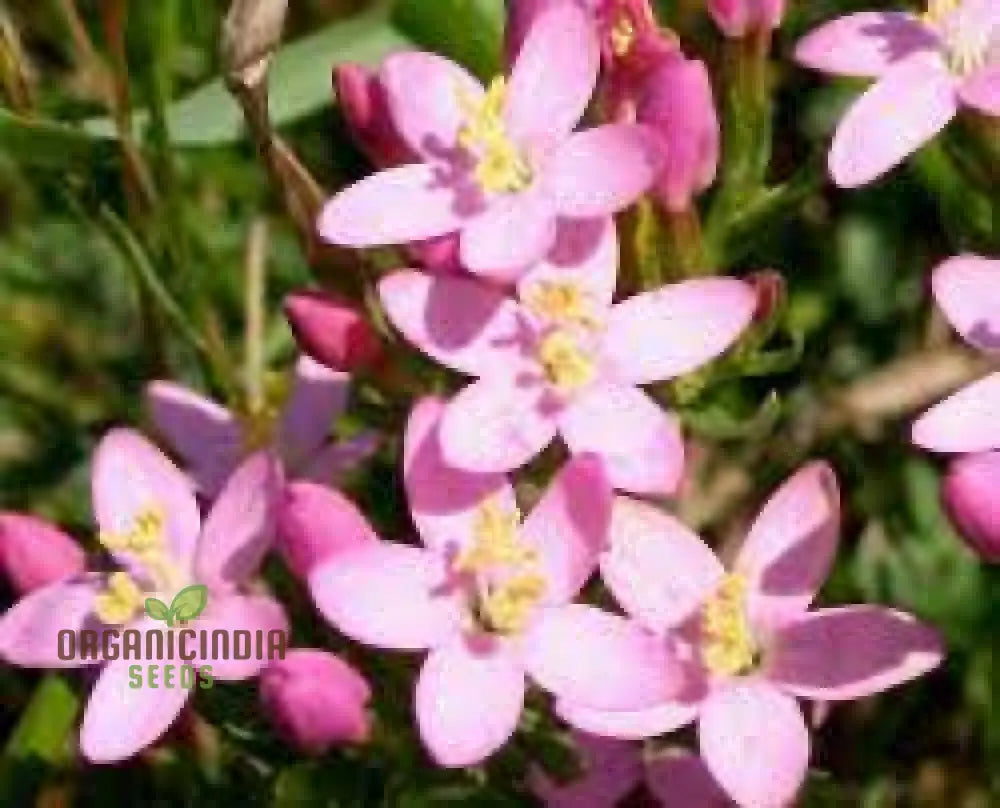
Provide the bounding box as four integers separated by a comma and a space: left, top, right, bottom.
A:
520, 455, 611, 603
829, 53, 958, 188
380, 51, 483, 159
600, 497, 724, 632
195, 452, 281, 590
92, 429, 201, 573
960, 64, 1000, 115
794, 12, 938, 78
698, 681, 809, 808
603, 278, 755, 385
646, 751, 733, 808
403, 397, 515, 552
378, 270, 531, 378
735, 462, 840, 630
505, 1, 599, 145
767, 606, 944, 701
298, 431, 380, 485
0, 578, 101, 668
930, 255, 1000, 352
530, 732, 643, 808
276, 356, 348, 471
309, 543, 462, 651
912, 372, 1000, 453
556, 699, 700, 741
559, 384, 684, 496
79, 654, 190, 764
415, 638, 525, 766
145, 381, 242, 498
193, 593, 289, 681
318, 164, 476, 247
459, 190, 558, 281
517, 217, 618, 312
547, 125, 661, 218
439, 377, 558, 473
521, 604, 681, 711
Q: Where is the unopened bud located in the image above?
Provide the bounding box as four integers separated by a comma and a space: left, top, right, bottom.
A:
0, 513, 86, 595
284, 289, 384, 374
221, 0, 289, 89
707, 0, 784, 38
334, 63, 412, 167
942, 451, 1000, 562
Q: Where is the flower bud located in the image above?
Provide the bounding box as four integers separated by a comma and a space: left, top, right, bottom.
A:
707, 0, 785, 38
333, 63, 412, 168
942, 451, 1000, 562
636, 56, 719, 212
259, 650, 372, 752
221, 0, 289, 89
276, 482, 378, 580
0, 513, 86, 595
284, 289, 384, 374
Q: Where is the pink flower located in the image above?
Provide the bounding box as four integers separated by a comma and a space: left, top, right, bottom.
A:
284, 290, 384, 373
319, 2, 662, 282
0, 430, 288, 764
259, 649, 372, 752
378, 220, 755, 494
530, 732, 643, 807
556, 464, 943, 807
334, 63, 413, 168
146, 356, 377, 499
942, 451, 1000, 562
0, 513, 86, 595
309, 398, 681, 766
708, 0, 785, 38
795, 1, 1000, 187
645, 750, 735, 807
912, 256, 1000, 453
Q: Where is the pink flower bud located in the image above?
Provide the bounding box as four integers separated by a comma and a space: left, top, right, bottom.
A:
0, 513, 86, 595
707, 0, 785, 38
276, 482, 378, 580
284, 289, 384, 374
636, 56, 719, 212
259, 649, 372, 752
942, 451, 1000, 562
333, 63, 412, 168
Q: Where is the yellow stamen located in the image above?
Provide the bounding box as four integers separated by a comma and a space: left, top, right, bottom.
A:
921, 0, 960, 25
537, 330, 597, 394
700, 574, 757, 677
523, 281, 599, 329
610, 13, 637, 57
98, 505, 166, 555
94, 571, 144, 625
457, 76, 532, 194
457, 500, 533, 572
480, 571, 547, 634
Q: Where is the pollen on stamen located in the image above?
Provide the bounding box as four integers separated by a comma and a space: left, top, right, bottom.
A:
610, 13, 637, 57
700, 573, 757, 677
524, 281, 599, 329
537, 330, 597, 394
456, 76, 533, 194
94, 571, 144, 625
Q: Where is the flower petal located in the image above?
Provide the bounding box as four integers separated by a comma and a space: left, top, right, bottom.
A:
276, 356, 349, 471
298, 431, 381, 485
794, 12, 938, 79
79, 653, 190, 764
829, 53, 957, 188
698, 681, 809, 808
309, 543, 462, 651
767, 606, 944, 701
415, 638, 525, 766
505, 1, 599, 145
439, 377, 558, 474
603, 278, 755, 385
646, 751, 733, 808
930, 254, 1000, 352
520, 454, 611, 603
521, 604, 681, 711
459, 190, 558, 282
530, 732, 644, 808
600, 497, 724, 632
380, 51, 483, 159
559, 384, 684, 496
547, 125, 661, 218
403, 397, 515, 552
145, 382, 242, 498
318, 164, 476, 247
735, 462, 840, 631
92, 429, 201, 574
960, 64, 1000, 115
195, 452, 282, 589
0, 578, 102, 668
193, 593, 289, 681
912, 372, 1000, 453
556, 699, 700, 741
378, 270, 531, 377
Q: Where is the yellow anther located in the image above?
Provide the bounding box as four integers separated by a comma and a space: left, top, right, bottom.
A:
98, 505, 166, 556
537, 330, 597, 394
610, 13, 637, 57
700, 574, 757, 677
524, 281, 599, 329
480, 571, 547, 634
921, 0, 960, 25
94, 571, 144, 625
457, 500, 533, 573
457, 76, 533, 194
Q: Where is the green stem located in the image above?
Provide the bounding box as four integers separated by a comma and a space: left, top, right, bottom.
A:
660, 205, 710, 278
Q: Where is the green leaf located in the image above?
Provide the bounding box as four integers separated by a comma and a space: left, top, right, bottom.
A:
170, 584, 209, 622
392, 0, 503, 79
144, 597, 171, 621
0, 109, 114, 168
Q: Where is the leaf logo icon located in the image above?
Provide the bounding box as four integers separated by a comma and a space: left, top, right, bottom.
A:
144, 584, 209, 626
